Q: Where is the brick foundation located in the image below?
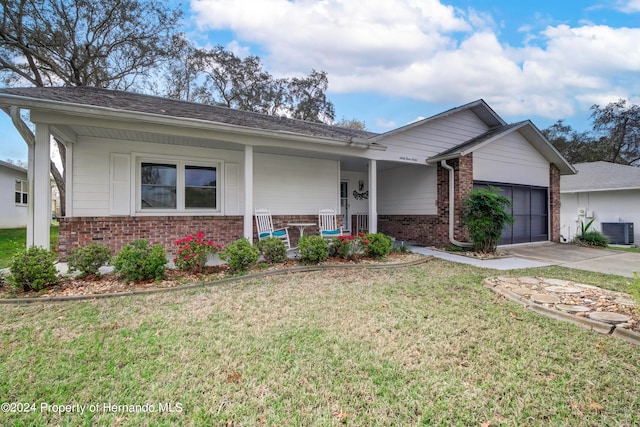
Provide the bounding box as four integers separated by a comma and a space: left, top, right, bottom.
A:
58, 214, 328, 258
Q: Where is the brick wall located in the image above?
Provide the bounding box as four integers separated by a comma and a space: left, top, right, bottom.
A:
58, 214, 326, 257
378, 155, 473, 246
549, 163, 561, 242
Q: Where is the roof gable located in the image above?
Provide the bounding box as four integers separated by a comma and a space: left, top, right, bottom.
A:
427, 120, 575, 175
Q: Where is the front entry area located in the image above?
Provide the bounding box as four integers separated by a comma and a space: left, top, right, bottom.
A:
474, 182, 549, 245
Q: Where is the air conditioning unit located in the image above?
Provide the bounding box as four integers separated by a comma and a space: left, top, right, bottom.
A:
601, 222, 634, 245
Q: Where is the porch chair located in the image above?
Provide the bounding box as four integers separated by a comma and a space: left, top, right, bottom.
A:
318, 208, 346, 239
255, 208, 291, 250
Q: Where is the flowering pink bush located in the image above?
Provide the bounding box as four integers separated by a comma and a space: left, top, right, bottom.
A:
332, 232, 371, 260
173, 232, 222, 273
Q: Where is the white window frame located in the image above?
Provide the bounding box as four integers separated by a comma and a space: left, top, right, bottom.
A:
15, 178, 28, 206
135, 155, 222, 215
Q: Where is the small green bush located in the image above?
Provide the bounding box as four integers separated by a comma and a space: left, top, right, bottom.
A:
574, 219, 608, 247
257, 237, 287, 264
298, 235, 329, 264
575, 230, 609, 247
111, 239, 167, 282
9, 246, 59, 291
67, 243, 112, 276
365, 233, 393, 259
463, 187, 514, 253
220, 238, 259, 272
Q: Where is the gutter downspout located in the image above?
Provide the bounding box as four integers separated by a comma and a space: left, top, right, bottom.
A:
441, 160, 473, 248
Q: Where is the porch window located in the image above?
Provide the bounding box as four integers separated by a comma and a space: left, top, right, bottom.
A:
139, 160, 218, 212
15, 179, 27, 205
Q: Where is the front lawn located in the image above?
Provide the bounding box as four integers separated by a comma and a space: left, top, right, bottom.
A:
1, 260, 638, 425
0, 226, 58, 268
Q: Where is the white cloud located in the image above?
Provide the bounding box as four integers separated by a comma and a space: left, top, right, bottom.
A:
616, 0, 640, 13
190, 0, 640, 121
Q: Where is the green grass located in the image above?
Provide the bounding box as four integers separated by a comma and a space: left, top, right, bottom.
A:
0, 226, 58, 268
1, 259, 639, 426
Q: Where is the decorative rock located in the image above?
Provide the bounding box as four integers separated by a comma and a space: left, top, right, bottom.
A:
530, 293, 561, 304
556, 304, 591, 313
588, 311, 631, 324
518, 277, 540, 285
544, 286, 583, 294
615, 298, 638, 307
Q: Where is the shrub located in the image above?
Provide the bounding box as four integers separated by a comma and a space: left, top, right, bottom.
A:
9, 246, 58, 291
365, 233, 393, 259
257, 237, 288, 264
298, 235, 329, 264
220, 238, 259, 272
574, 219, 608, 247
463, 187, 514, 253
67, 243, 112, 276
576, 230, 609, 247
173, 232, 222, 273
111, 239, 167, 282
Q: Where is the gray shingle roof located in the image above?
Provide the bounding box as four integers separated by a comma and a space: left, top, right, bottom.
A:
561, 161, 640, 192
0, 86, 379, 141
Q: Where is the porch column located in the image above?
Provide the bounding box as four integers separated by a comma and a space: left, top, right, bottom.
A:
243, 145, 254, 242
29, 123, 52, 249
368, 159, 377, 233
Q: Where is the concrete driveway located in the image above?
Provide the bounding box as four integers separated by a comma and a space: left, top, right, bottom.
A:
502, 242, 640, 278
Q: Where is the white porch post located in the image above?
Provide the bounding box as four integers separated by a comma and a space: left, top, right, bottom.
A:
243, 145, 254, 242
30, 123, 52, 249
368, 159, 377, 234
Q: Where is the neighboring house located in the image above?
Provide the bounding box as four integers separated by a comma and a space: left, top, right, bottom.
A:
0, 87, 574, 256
560, 161, 640, 245
0, 159, 29, 228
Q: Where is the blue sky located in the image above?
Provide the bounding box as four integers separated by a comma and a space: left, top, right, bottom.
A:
2, 0, 639, 163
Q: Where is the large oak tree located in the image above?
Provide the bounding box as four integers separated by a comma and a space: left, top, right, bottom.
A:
0, 0, 183, 215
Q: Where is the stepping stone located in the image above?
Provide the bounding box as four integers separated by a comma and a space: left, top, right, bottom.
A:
518, 277, 540, 285
544, 278, 571, 287
556, 304, 591, 313
615, 298, 638, 307
510, 286, 535, 296
588, 312, 631, 324
545, 286, 583, 294
531, 293, 560, 304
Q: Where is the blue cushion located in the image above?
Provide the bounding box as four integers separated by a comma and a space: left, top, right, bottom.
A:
322, 229, 341, 235
260, 230, 286, 239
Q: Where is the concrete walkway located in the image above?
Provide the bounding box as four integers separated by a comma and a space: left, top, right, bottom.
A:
409, 242, 640, 277
408, 246, 552, 270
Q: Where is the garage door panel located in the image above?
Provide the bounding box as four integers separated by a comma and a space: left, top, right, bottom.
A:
474, 181, 548, 245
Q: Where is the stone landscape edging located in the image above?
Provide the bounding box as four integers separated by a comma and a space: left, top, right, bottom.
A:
482, 277, 640, 346
0, 257, 431, 304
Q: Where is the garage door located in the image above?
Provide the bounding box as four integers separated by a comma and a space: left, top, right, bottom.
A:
473, 182, 548, 245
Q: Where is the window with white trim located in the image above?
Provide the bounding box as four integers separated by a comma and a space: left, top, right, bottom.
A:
139, 159, 218, 212
15, 179, 27, 205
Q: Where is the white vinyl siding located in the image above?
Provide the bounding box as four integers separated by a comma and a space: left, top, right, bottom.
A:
0, 164, 28, 228
72, 137, 243, 216
110, 154, 131, 215
378, 165, 437, 215
380, 110, 490, 162
473, 132, 549, 187
254, 153, 339, 214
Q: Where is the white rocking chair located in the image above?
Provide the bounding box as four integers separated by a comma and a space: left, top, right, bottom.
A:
255, 208, 291, 250
318, 208, 346, 239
